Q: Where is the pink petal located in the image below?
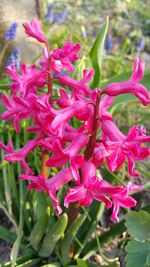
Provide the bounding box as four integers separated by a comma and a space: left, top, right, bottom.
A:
23, 19, 46, 43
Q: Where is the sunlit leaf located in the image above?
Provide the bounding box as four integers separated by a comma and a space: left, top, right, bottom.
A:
89, 17, 109, 88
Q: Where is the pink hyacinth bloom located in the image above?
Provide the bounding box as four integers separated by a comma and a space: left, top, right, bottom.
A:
1, 94, 34, 132
57, 88, 74, 108
6, 64, 46, 97
101, 120, 150, 176
52, 41, 81, 72
45, 133, 88, 182
50, 100, 88, 137
64, 161, 142, 221
43, 133, 88, 182
5, 140, 38, 174
20, 168, 72, 215
57, 69, 95, 96
0, 140, 13, 153
110, 182, 143, 222
23, 19, 46, 43
103, 58, 150, 106
65, 162, 121, 209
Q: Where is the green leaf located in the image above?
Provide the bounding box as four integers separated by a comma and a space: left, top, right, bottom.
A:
82, 219, 126, 259
0, 253, 38, 267
76, 258, 102, 267
125, 211, 150, 241
33, 191, 48, 220
0, 225, 16, 244
39, 213, 68, 257
10, 198, 23, 267
89, 17, 109, 88
29, 212, 49, 251
146, 254, 150, 266
41, 263, 61, 267
60, 213, 86, 265
17, 258, 41, 267
76, 258, 117, 267
10, 229, 23, 267
75, 202, 105, 257
125, 240, 150, 267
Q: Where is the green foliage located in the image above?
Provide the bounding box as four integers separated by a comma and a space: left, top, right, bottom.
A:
89, 17, 109, 88
39, 213, 68, 257
59, 213, 86, 265
125, 210, 150, 241
125, 210, 150, 267
29, 212, 49, 251
125, 240, 150, 267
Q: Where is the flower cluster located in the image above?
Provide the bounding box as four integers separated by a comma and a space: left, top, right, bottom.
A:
1, 20, 150, 222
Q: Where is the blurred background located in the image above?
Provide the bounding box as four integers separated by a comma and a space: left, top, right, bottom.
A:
0, 1, 150, 266
0, 0, 150, 73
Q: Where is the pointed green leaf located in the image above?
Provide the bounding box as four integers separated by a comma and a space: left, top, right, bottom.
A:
39, 213, 68, 257
17, 258, 41, 267
89, 17, 109, 88
75, 202, 105, 257
10, 229, 23, 267
29, 212, 49, 251
125, 240, 150, 267
60, 213, 86, 265
33, 191, 48, 220
125, 211, 150, 241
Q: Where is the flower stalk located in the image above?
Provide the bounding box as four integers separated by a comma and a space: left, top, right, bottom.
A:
84, 92, 101, 160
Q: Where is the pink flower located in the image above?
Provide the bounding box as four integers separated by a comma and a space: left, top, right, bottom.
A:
110, 182, 143, 222
52, 41, 80, 72
5, 140, 38, 174
50, 100, 88, 137
20, 168, 72, 215
64, 161, 142, 221
65, 162, 120, 208
6, 64, 46, 97
23, 19, 46, 43
57, 88, 74, 108
57, 69, 94, 96
103, 58, 150, 106
1, 94, 34, 132
0, 140, 13, 153
45, 134, 88, 182
101, 120, 150, 176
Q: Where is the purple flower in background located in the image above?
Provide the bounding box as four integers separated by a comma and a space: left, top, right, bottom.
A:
6, 47, 20, 70
45, 3, 68, 24
86, 30, 93, 36
136, 36, 145, 52
105, 34, 113, 51
45, 3, 56, 23
5, 22, 18, 41
54, 7, 68, 24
